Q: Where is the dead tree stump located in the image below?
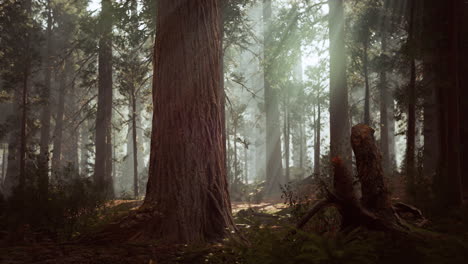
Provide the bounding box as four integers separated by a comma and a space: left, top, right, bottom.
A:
297, 124, 426, 233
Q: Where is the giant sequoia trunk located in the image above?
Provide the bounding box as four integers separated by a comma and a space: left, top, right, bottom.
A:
94, 0, 114, 198
263, 0, 283, 194
328, 0, 352, 172
109, 0, 235, 244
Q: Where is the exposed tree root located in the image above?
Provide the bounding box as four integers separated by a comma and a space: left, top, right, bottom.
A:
296, 124, 426, 235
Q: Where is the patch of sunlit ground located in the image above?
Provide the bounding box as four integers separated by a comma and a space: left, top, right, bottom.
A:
231, 200, 288, 214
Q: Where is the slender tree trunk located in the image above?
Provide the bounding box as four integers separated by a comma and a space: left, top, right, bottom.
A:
379, 31, 390, 177
39, 0, 53, 192
363, 42, 371, 125
328, 0, 352, 171
94, 0, 114, 198
284, 98, 290, 183
19, 0, 33, 193
137, 0, 234, 243
406, 1, 416, 197
244, 146, 248, 184
52, 66, 67, 175
80, 118, 90, 177
264, 0, 283, 194
422, 61, 438, 181
233, 124, 238, 183
131, 91, 139, 198
314, 102, 321, 175
1, 145, 6, 187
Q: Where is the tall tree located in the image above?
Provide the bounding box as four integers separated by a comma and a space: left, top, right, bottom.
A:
425, 0, 463, 207
38, 0, 53, 193
94, 0, 114, 198
328, 0, 351, 170
137, 0, 234, 243
263, 0, 283, 193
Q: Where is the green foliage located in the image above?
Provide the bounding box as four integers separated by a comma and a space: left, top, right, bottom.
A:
0, 173, 106, 242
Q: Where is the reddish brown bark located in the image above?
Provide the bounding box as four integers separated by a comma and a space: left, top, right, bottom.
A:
133, 0, 234, 243
264, 0, 283, 194
298, 125, 420, 233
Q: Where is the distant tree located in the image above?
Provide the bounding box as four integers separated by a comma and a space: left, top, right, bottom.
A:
94, 0, 114, 198
328, 0, 352, 171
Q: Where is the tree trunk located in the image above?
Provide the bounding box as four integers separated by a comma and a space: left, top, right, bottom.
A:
52, 66, 66, 176
314, 101, 321, 175
39, 0, 53, 193
363, 42, 371, 125
116, 0, 235, 243
284, 97, 290, 183
1, 144, 6, 188
379, 29, 391, 177
422, 61, 439, 181
94, 0, 114, 198
405, 1, 417, 197
434, 0, 463, 206
298, 124, 418, 232
264, 0, 283, 194
328, 0, 352, 172
131, 91, 139, 198
460, 2, 468, 199
80, 118, 90, 177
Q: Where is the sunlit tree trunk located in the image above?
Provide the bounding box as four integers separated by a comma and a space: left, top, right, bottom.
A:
94, 0, 114, 198
39, 0, 53, 192
328, 0, 352, 171
283, 97, 290, 183
140, 0, 234, 243
263, 0, 283, 194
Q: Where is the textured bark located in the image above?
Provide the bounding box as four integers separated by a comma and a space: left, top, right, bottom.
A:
298, 125, 415, 233
130, 0, 235, 243
328, 0, 352, 172
94, 0, 114, 198
379, 30, 391, 177
263, 0, 283, 194
351, 124, 392, 212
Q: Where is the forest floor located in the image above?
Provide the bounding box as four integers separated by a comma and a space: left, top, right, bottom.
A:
1, 197, 468, 264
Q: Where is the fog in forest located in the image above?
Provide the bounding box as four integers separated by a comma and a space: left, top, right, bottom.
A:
1, 0, 467, 263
